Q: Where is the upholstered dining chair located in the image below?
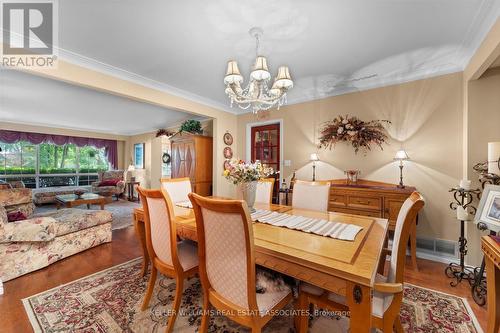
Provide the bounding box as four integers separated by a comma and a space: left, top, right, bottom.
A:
160, 177, 192, 205
291, 180, 331, 212
255, 178, 275, 204
137, 187, 199, 333
296, 191, 425, 333
189, 193, 293, 333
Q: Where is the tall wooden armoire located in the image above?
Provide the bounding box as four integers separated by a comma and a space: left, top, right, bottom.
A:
170, 133, 213, 196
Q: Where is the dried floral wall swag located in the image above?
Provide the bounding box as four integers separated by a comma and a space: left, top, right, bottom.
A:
155, 129, 175, 138
318, 115, 391, 153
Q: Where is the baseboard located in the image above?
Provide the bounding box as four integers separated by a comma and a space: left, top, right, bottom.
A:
415, 249, 459, 265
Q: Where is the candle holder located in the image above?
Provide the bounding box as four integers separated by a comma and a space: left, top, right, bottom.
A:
445, 187, 481, 287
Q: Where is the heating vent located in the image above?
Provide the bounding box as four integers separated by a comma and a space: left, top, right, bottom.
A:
416, 236, 457, 258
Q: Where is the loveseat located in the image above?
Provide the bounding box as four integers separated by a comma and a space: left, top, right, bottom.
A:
0, 187, 112, 282
91, 170, 126, 200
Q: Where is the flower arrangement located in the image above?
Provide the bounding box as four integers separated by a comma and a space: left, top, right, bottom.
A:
223, 158, 274, 184
318, 115, 391, 153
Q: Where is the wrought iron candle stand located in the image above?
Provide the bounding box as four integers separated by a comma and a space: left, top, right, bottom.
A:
468, 162, 500, 305
445, 187, 481, 287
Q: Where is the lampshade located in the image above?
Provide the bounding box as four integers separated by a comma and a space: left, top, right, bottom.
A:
394, 149, 409, 161
269, 80, 281, 96
310, 153, 320, 161
274, 66, 293, 89
488, 142, 500, 175
224, 60, 243, 85
250, 56, 271, 81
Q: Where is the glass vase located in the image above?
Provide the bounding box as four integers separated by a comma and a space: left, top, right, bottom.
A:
238, 181, 257, 212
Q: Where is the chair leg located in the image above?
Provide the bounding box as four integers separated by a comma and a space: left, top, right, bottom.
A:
141, 266, 157, 311
199, 291, 210, 333
166, 277, 184, 333
394, 315, 403, 333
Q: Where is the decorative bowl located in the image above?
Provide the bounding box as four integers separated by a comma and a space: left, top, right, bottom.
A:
74, 189, 86, 198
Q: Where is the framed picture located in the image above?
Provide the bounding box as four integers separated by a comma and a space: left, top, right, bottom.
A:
223, 146, 233, 159
134, 143, 145, 169
476, 184, 500, 232
223, 132, 233, 146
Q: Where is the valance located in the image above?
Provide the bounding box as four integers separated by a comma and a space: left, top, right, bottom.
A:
0, 130, 118, 169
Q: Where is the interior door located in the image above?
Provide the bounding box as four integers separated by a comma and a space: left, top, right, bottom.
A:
251, 123, 280, 202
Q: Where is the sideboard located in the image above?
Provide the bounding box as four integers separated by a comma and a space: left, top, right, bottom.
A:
284, 179, 419, 270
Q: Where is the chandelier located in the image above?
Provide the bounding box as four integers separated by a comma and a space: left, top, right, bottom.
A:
224, 27, 294, 114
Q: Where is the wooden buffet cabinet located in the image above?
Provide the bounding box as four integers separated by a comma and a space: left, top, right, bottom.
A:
170, 133, 213, 196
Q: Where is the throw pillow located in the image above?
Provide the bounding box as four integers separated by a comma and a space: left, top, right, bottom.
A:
99, 179, 121, 187
7, 211, 27, 222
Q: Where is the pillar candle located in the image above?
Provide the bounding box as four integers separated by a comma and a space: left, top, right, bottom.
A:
488, 142, 500, 175
459, 179, 471, 190
456, 206, 471, 221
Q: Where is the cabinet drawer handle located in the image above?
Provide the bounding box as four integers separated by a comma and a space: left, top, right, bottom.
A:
356, 200, 370, 205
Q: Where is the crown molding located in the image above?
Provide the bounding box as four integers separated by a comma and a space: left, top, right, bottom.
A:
56, 48, 239, 115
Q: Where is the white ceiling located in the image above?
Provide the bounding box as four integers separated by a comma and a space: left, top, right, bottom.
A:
52, 0, 500, 114
0, 69, 203, 135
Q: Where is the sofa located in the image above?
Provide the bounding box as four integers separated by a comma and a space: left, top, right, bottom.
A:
0, 187, 112, 282
91, 170, 126, 200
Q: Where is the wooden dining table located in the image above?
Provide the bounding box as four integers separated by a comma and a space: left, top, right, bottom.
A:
133, 201, 389, 333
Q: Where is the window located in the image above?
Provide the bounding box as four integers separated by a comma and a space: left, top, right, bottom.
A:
0, 141, 109, 188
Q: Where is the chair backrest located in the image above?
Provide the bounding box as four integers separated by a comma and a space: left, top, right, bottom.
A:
292, 180, 331, 212
389, 191, 425, 284
137, 187, 181, 270
161, 177, 192, 204
189, 193, 258, 312
99, 170, 124, 181
255, 178, 275, 204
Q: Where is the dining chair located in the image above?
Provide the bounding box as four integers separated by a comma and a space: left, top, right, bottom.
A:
137, 187, 199, 333
160, 177, 192, 204
291, 180, 331, 212
189, 193, 293, 333
255, 178, 275, 204
296, 191, 425, 333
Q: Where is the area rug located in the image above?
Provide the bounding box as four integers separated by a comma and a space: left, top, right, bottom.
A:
35, 199, 140, 230
23, 258, 483, 333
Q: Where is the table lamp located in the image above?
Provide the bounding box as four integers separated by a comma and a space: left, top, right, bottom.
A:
127, 164, 136, 182
394, 149, 409, 188
310, 153, 319, 181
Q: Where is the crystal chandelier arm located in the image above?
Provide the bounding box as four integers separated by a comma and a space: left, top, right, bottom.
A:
226, 83, 286, 104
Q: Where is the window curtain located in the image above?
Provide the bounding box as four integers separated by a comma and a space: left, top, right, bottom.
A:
0, 130, 118, 169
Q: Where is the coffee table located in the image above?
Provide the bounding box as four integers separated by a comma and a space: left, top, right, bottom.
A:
55, 193, 107, 210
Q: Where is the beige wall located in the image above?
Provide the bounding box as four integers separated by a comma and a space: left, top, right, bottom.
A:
466, 68, 500, 264
237, 72, 464, 243
0, 121, 127, 169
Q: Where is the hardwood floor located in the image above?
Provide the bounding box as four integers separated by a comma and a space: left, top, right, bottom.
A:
0, 226, 488, 332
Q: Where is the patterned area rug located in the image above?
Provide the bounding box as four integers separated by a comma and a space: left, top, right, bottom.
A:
23, 258, 483, 333
35, 199, 140, 230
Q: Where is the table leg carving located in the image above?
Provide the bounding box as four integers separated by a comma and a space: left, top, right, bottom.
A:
346, 282, 372, 333
133, 213, 149, 277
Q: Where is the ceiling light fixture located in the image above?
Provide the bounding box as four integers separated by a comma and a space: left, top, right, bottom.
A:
224, 27, 294, 114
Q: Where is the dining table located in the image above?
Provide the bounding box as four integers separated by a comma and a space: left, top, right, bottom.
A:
133, 201, 389, 333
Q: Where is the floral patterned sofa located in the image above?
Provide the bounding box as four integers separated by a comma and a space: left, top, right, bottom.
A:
91, 170, 126, 200
0, 188, 112, 282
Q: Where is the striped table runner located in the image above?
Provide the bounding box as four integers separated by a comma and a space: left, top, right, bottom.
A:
175, 201, 193, 209
251, 209, 363, 241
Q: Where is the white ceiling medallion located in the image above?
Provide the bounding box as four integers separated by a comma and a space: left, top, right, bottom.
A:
224, 27, 294, 115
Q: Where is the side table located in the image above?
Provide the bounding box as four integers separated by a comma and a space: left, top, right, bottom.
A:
126, 181, 140, 202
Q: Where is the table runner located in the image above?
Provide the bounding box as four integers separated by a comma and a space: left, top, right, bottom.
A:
175, 201, 193, 209
250, 209, 363, 241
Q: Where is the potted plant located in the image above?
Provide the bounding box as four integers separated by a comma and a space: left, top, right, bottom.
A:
179, 120, 203, 135
223, 158, 274, 211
